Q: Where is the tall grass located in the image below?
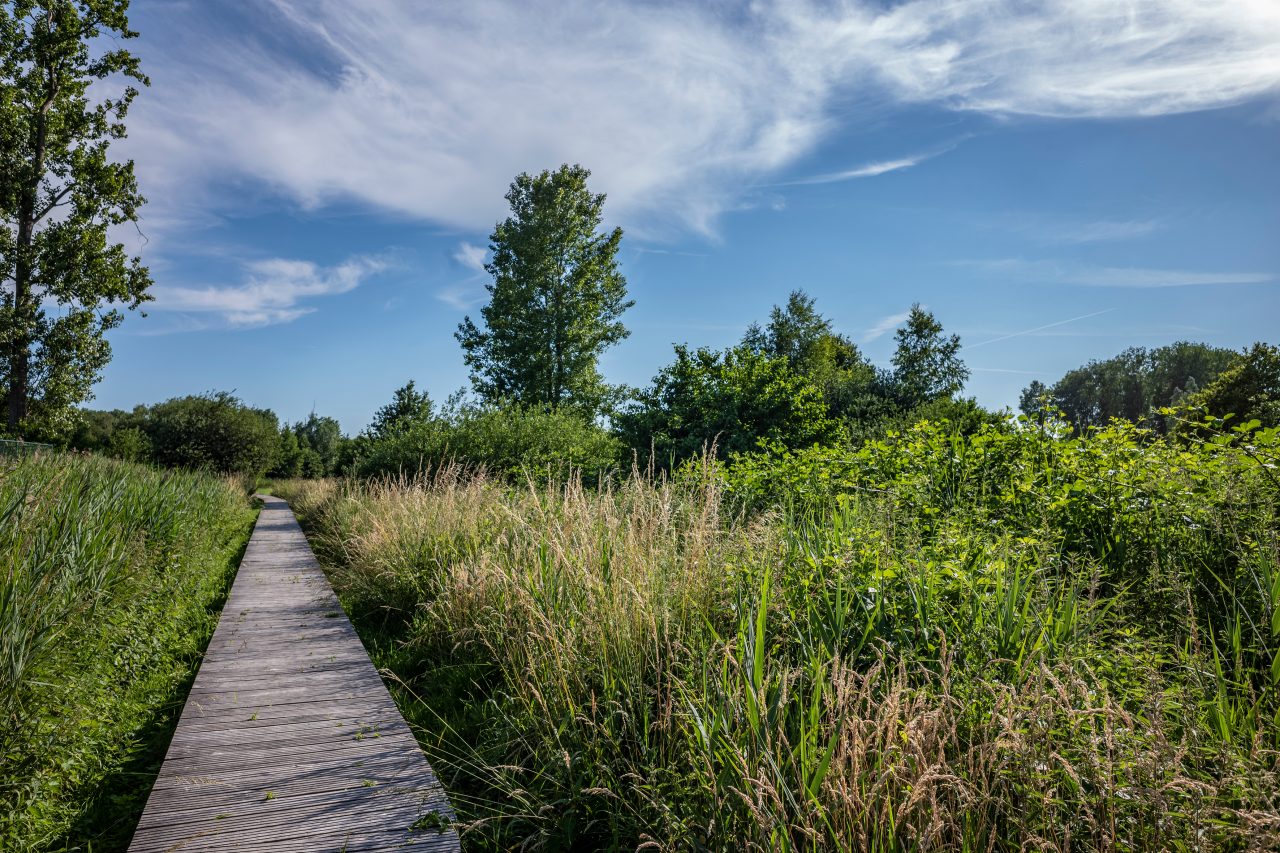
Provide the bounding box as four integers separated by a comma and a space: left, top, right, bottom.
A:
279, 420, 1280, 851
0, 451, 256, 851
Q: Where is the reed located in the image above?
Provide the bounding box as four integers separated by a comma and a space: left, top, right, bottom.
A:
0, 451, 256, 851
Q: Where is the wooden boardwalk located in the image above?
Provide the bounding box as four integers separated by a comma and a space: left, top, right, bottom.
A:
129, 496, 459, 852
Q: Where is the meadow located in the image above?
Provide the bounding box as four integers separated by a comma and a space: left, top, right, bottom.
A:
0, 452, 256, 852
277, 417, 1280, 851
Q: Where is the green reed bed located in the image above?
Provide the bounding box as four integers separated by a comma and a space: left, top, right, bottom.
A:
279, 419, 1280, 851
0, 452, 256, 851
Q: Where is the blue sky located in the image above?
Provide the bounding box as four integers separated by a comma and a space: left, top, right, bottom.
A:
97, 0, 1280, 433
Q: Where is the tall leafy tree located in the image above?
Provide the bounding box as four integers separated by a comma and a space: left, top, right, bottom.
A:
742, 290, 877, 421
1188, 342, 1280, 429
456, 164, 632, 414
1, 1, 152, 438
891, 304, 969, 406
616, 344, 840, 465
368, 380, 433, 439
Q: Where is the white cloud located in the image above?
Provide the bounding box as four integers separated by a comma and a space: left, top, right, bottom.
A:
966, 259, 1274, 287
453, 242, 487, 273
863, 309, 914, 343
126, 0, 1280, 237
784, 156, 927, 185
435, 277, 488, 312
153, 256, 386, 328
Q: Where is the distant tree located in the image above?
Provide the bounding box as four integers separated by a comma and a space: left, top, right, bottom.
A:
294, 412, 342, 474
1018, 380, 1050, 421
891, 305, 969, 406
368, 381, 433, 439
146, 392, 279, 477
67, 404, 146, 454
743, 290, 877, 421
456, 164, 632, 414
1, 1, 152, 438
106, 424, 148, 461
1027, 341, 1238, 433
1188, 342, 1280, 428
1145, 341, 1237, 412
271, 425, 304, 478
616, 345, 840, 465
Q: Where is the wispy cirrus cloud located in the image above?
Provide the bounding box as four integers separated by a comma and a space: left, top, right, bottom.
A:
782, 155, 927, 186
453, 242, 487, 273
125, 0, 1280, 239
863, 308, 914, 343
1051, 219, 1164, 244
989, 215, 1166, 245
961, 259, 1274, 288
152, 256, 386, 328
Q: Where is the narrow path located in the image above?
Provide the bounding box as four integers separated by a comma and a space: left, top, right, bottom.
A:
128, 496, 459, 852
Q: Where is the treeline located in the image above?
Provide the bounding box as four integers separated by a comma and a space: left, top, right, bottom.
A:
67, 163, 1279, 482
69, 392, 345, 480
1020, 340, 1280, 432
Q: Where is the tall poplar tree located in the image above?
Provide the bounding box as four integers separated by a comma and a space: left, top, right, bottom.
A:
456, 164, 632, 414
1, 0, 152, 438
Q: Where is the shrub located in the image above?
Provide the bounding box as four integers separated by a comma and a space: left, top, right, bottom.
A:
358, 403, 621, 482
280, 418, 1280, 850
615, 344, 842, 466
145, 391, 280, 476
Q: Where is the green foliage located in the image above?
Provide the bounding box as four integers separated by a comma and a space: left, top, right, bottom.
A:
281, 419, 1280, 850
742, 290, 879, 423
1025, 340, 1238, 432
294, 412, 341, 474
890, 303, 969, 406
0, 0, 153, 438
1187, 342, 1280, 428
616, 344, 842, 465
146, 392, 280, 477
456, 164, 633, 414
0, 451, 254, 850
368, 380, 433, 440
358, 401, 621, 482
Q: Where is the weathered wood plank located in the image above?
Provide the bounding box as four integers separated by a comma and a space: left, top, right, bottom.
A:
128, 496, 459, 852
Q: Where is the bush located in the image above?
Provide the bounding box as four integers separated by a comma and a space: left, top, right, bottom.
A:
279, 418, 1280, 850
615, 344, 842, 466
0, 451, 255, 850
358, 403, 622, 482
146, 392, 279, 477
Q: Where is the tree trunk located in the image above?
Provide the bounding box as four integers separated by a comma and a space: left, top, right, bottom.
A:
7, 209, 34, 436
7, 51, 54, 437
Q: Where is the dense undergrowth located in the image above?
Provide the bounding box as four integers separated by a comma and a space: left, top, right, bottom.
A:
278, 418, 1280, 851
0, 452, 256, 852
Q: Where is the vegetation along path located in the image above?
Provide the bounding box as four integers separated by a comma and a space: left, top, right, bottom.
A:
127, 496, 458, 852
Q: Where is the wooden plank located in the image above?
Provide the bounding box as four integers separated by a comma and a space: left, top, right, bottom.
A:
128, 496, 459, 852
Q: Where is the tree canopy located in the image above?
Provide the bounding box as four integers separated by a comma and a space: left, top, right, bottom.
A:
742, 290, 878, 420
891, 304, 969, 407
1022, 341, 1239, 432
146, 392, 280, 477
616, 344, 840, 465
456, 164, 632, 414
1, 0, 152, 438
368, 380, 433, 439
